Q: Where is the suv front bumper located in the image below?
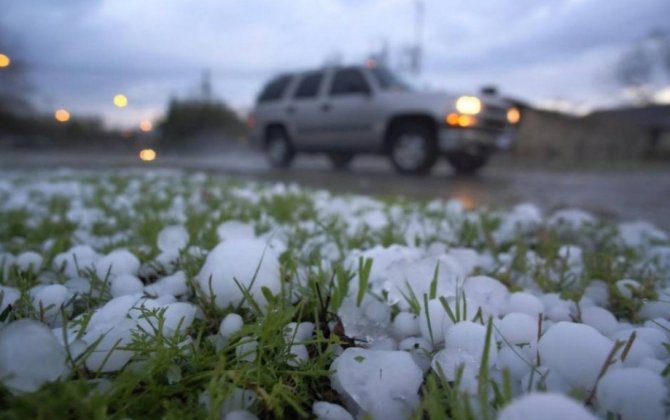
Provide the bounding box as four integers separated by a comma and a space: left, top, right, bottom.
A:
438, 127, 516, 153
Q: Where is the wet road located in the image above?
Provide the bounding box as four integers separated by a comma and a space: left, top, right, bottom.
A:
1, 149, 669, 229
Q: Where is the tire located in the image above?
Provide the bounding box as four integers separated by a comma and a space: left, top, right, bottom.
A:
265, 127, 295, 168
328, 152, 355, 170
388, 121, 438, 175
445, 151, 489, 175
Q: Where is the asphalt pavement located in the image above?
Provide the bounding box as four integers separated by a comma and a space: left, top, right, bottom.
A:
1, 149, 668, 230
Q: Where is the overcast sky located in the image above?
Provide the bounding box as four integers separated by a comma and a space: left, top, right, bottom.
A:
2, 0, 670, 127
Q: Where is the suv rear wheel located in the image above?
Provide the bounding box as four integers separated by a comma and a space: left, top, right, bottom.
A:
328, 152, 355, 170
388, 121, 437, 175
265, 127, 295, 168
445, 150, 489, 175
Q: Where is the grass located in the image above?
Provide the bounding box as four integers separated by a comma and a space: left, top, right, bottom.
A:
0, 169, 668, 419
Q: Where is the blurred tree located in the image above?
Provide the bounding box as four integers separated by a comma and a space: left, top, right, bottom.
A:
616, 30, 670, 104
158, 97, 247, 148
0, 27, 32, 118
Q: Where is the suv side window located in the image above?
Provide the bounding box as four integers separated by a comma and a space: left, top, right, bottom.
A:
294, 71, 324, 99
329, 68, 370, 96
257, 75, 292, 103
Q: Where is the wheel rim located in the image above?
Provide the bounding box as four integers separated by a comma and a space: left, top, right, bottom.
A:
267, 137, 287, 164
393, 134, 427, 170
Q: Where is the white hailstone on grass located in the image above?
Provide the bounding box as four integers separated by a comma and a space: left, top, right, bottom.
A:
432, 321, 497, 384
0, 319, 69, 393
521, 366, 571, 393
547, 208, 596, 231
496, 345, 533, 380
506, 292, 544, 317
31, 284, 69, 324
615, 279, 640, 299
496, 312, 538, 345
88, 294, 141, 328
639, 300, 670, 320
312, 401, 353, 420
144, 270, 188, 297
235, 338, 258, 362
366, 336, 397, 351
644, 318, 670, 338
157, 225, 189, 252
618, 220, 668, 248
221, 388, 258, 415
498, 392, 597, 420
16, 251, 43, 272
462, 275, 509, 317
580, 306, 619, 336
391, 312, 420, 339
82, 319, 135, 372
224, 410, 258, 420
418, 297, 487, 344
398, 337, 433, 372
287, 344, 309, 367
216, 220, 255, 242
284, 322, 314, 343
330, 348, 423, 420
196, 239, 280, 310
94, 249, 140, 279
219, 313, 244, 339
538, 322, 615, 391
53, 245, 100, 277
596, 368, 667, 420
161, 302, 197, 335
337, 296, 391, 343
0, 286, 20, 314
109, 274, 144, 297
611, 327, 667, 358
584, 280, 609, 306
639, 357, 666, 375
383, 256, 464, 309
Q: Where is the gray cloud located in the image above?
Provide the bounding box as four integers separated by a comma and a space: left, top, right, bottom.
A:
2, 0, 669, 126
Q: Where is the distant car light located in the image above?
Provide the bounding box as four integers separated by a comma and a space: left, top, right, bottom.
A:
445, 113, 476, 127
507, 107, 521, 124
455, 96, 481, 115
139, 149, 156, 162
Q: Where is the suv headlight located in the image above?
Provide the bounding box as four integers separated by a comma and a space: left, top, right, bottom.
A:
455, 96, 481, 115
507, 107, 521, 124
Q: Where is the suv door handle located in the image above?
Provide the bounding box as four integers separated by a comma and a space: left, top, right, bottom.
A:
286, 106, 295, 114
320, 103, 331, 112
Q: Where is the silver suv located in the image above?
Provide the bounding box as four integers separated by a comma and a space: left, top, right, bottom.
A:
249, 64, 520, 174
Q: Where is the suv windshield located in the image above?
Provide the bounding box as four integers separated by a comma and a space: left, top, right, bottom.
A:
371, 67, 414, 91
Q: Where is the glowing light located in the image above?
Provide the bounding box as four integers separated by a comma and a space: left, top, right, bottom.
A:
139, 148, 156, 161
0, 54, 10, 68
139, 120, 153, 132
457, 115, 476, 127
113, 94, 128, 108
455, 96, 482, 115
446, 113, 460, 125
54, 109, 70, 123
507, 107, 521, 124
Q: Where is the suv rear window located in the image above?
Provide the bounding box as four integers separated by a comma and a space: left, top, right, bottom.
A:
257, 75, 292, 103
294, 71, 324, 99
330, 68, 370, 96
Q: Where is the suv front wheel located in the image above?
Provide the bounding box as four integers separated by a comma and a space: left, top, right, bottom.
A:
388, 122, 438, 175
445, 150, 489, 175
265, 127, 295, 168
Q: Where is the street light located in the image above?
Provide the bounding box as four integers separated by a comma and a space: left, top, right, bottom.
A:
54, 109, 70, 123
139, 120, 153, 132
0, 53, 10, 68
113, 94, 128, 108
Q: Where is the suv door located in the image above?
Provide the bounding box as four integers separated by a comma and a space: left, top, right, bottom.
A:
287, 70, 327, 148
320, 67, 377, 151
